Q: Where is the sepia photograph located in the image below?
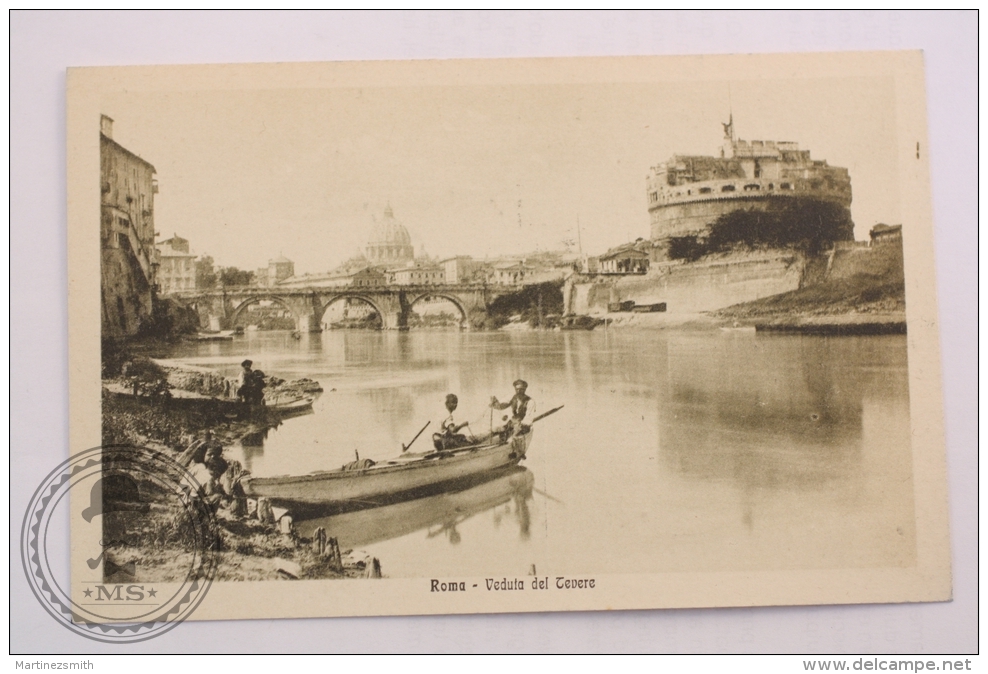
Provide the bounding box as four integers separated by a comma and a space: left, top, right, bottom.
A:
61, 50, 951, 625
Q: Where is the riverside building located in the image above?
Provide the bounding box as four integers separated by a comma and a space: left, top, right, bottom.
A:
100, 115, 159, 337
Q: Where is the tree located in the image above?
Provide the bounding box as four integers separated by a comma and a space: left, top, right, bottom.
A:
219, 267, 255, 287
667, 235, 707, 262
667, 199, 854, 261
706, 200, 854, 254
195, 255, 217, 290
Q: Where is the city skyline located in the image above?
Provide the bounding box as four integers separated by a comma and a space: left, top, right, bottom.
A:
101, 69, 901, 276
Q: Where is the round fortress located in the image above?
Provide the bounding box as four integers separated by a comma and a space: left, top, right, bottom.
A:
646, 122, 852, 241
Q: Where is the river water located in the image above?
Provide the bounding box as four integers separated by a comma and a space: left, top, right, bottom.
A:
161, 328, 916, 578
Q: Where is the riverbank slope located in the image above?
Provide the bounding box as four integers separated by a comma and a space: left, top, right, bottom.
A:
102, 353, 382, 581
714, 242, 906, 333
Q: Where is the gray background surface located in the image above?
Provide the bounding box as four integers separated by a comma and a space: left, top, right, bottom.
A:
10, 10, 976, 654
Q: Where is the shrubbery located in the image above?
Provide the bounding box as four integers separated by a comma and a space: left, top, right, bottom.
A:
668, 199, 854, 261
479, 281, 564, 329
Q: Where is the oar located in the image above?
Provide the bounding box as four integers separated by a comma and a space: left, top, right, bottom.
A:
531, 405, 564, 424
533, 487, 565, 505
402, 421, 431, 453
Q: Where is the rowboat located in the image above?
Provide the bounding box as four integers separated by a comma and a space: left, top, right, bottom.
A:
294, 467, 534, 544
243, 428, 533, 506
187, 330, 236, 341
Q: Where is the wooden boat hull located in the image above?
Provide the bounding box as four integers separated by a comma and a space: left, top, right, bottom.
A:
244, 430, 532, 505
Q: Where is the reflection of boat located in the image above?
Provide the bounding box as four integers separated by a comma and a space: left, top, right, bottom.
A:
188, 330, 235, 341
294, 467, 535, 545
244, 429, 533, 506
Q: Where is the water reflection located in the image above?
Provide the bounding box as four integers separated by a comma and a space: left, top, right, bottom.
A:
659, 334, 866, 491
295, 467, 535, 549
160, 329, 915, 575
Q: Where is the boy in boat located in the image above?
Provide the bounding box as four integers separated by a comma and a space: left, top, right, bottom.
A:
490, 379, 531, 438
433, 393, 471, 450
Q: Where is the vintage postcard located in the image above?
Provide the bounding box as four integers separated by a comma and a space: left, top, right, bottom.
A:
53, 51, 949, 633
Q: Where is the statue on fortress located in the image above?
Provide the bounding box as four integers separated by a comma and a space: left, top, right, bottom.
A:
721, 114, 734, 141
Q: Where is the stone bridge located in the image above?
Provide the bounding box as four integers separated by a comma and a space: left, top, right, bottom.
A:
172, 284, 518, 331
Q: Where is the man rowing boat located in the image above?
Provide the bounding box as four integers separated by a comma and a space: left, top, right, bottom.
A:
491, 379, 531, 438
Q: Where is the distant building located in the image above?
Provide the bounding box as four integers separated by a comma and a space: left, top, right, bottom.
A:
156, 234, 197, 293
100, 115, 158, 338
366, 205, 415, 265
268, 254, 295, 283
351, 267, 387, 287
441, 256, 485, 284
597, 240, 652, 274
646, 119, 852, 249
389, 263, 445, 285
869, 223, 903, 247
277, 265, 386, 289
491, 262, 535, 285
256, 254, 295, 287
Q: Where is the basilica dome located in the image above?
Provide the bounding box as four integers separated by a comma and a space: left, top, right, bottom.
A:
365, 205, 414, 265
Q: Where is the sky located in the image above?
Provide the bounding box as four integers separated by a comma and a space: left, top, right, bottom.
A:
104, 72, 900, 275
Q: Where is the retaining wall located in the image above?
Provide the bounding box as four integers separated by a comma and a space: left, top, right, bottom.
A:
573, 251, 807, 315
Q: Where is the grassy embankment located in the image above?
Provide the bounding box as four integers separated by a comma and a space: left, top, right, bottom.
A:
715, 246, 906, 334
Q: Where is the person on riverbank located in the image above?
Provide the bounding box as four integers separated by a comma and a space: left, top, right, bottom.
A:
204, 444, 229, 484
184, 443, 227, 503
179, 430, 223, 467
236, 359, 266, 406
434, 393, 470, 450
183, 440, 245, 514
236, 360, 254, 403
490, 379, 531, 438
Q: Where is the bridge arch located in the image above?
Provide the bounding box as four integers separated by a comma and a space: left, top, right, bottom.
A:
408, 292, 469, 328
317, 294, 386, 330
229, 295, 302, 331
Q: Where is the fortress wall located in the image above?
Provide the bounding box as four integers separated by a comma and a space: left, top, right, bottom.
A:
573, 251, 807, 315
649, 192, 852, 242
650, 197, 773, 239
570, 242, 904, 317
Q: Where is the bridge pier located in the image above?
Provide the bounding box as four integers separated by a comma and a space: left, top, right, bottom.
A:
299, 294, 322, 332
377, 292, 407, 330
193, 295, 231, 331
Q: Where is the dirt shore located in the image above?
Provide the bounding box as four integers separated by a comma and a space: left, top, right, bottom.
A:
102, 365, 382, 582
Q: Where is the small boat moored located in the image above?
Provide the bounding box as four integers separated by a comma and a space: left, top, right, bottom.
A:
187, 330, 236, 342
102, 381, 316, 415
